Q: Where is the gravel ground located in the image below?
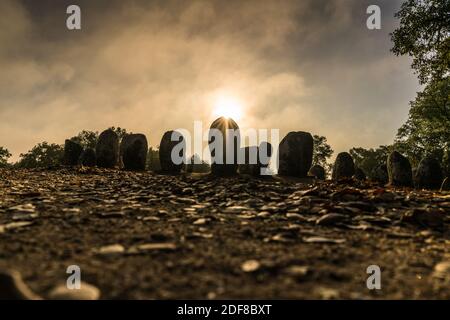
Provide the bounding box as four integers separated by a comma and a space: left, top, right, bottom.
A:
0, 168, 449, 299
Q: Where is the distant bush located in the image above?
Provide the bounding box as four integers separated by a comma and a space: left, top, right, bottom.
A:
0, 147, 12, 168
16, 142, 64, 168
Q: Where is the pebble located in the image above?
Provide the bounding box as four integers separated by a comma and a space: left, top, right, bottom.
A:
241, 260, 261, 273
47, 282, 100, 300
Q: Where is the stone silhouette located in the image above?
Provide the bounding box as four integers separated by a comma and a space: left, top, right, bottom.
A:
308, 165, 326, 180
353, 167, 367, 181
208, 117, 240, 176
278, 131, 313, 177
159, 130, 185, 174
120, 134, 148, 171
96, 129, 119, 168
372, 164, 388, 184
415, 156, 443, 189
387, 151, 413, 187
239, 142, 272, 176
63, 139, 83, 166
80, 148, 96, 167
332, 152, 355, 180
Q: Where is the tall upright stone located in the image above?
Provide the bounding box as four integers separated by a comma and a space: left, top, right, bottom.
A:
63, 139, 83, 166
308, 165, 326, 180
208, 117, 240, 176
332, 152, 355, 180
387, 151, 413, 187
415, 156, 443, 189
159, 130, 185, 174
80, 148, 96, 167
96, 129, 119, 168
278, 131, 313, 177
371, 164, 388, 184
238, 142, 272, 176
353, 167, 367, 181
120, 134, 148, 171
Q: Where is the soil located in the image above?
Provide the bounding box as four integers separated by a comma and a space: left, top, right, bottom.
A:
0, 167, 449, 299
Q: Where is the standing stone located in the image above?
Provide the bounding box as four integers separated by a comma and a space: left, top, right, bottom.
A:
332, 152, 355, 180
415, 156, 443, 189
80, 148, 96, 167
63, 139, 83, 166
387, 151, 413, 187
239, 142, 272, 176
159, 130, 185, 173
209, 117, 240, 176
120, 134, 148, 171
308, 165, 326, 180
371, 164, 388, 184
353, 167, 367, 181
96, 129, 119, 168
278, 131, 313, 177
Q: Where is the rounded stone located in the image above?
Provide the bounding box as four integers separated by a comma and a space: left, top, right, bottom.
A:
47, 282, 100, 300
308, 165, 326, 180
353, 167, 367, 181
96, 129, 119, 168
120, 133, 148, 171
208, 117, 240, 176
159, 130, 185, 173
371, 164, 388, 184
278, 131, 313, 177
387, 151, 413, 187
63, 139, 83, 166
80, 148, 96, 167
415, 156, 443, 189
332, 152, 355, 180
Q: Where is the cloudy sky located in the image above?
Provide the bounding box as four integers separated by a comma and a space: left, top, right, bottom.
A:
0, 0, 419, 161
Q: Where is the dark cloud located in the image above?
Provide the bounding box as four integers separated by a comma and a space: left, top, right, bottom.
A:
0, 0, 419, 161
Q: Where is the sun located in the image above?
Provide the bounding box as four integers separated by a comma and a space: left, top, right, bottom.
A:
212, 94, 243, 121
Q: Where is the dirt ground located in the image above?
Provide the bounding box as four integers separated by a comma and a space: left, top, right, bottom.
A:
0, 167, 449, 299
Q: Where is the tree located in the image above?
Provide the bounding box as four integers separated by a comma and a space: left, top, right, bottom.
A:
350, 146, 391, 178
70, 130, 99, 149
391, 0, 450, 84
109, 127, 128, 141
147, 147, 161, 172
185, 154, 211, 173
395, 77, 450, 168
312, 135, 334, 168
0, 147, 12, 167
16, 142, 64, 168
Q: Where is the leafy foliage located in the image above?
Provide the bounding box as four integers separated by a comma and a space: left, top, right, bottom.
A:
185, 154, 211, 173
312, 135, 333, 169
349, 146, 391, 179
0, 147, 12, 167
147, 147, 161, 172
391, 0, 450, 84
70, 130, 99, 149
16, 142, 64, 168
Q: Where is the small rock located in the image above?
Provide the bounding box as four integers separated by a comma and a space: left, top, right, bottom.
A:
0, 269, 41, 300
401, 209, 444, 229
47, 282, 100, 300
432, 261, 450, 281
0, 221, 33, 234
241, 260, 260, 273
308, 165, 326, 180
93, 244, 125, 255
316, 213, 347, 226
128, 242, 177, 254
303, 236, 346, 244
283, 265, 309, 278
